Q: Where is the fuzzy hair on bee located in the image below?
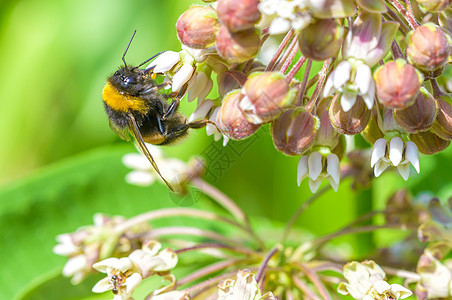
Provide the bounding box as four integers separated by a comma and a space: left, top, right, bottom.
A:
102, 31, 210, 191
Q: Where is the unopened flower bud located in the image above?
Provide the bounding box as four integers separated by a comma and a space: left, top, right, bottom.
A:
431, 95, 452, 140
394, 87, 438, 133
271, 108, 319, 156
177, 6, 220, 49
329, 95, 371, 135
374, 59, 423, 109
298, 19, 345, 61
409, 130, 451, 154
217, 0, 261, 32
216, 26, 261, 64
239, 71, 295, 124
407, 23, 452, 74
415, 0, 452, 12
315, 97, 340, 148
217, 70, 247, 97
216, 90, 261, 140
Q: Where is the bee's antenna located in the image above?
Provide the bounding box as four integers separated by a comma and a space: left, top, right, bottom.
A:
122, 30, 137, 67
137, 51, 164, 68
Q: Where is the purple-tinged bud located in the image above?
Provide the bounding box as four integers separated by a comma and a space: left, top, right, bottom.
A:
271, 108, 319, 156
315, 97, 340, 148
406, 23, 452, 74
217, 0, 261, 32
439, 9, 452, 33
215, 26, 261, 64
431, 95, 452, 140
361, 109, 384, 144
298, 19, 345, 61
239, 71, 295, 124
379, 107, 406, 133
216, 90, 261, 140
374, 59, 423, 109
329, 95, 371, 135
217, 70, 247, 98
394, 87, 438, 133
415, 0, 452, 12
409, 130, 451, 154
177, 6, 220, 49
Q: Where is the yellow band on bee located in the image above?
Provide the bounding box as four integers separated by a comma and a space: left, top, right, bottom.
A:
102, 83, 148, 113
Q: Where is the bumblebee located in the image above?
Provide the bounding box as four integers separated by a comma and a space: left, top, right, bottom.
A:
102, 31, 208, 191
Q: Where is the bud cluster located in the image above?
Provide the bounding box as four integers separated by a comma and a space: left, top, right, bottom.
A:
148, 0, 451, 193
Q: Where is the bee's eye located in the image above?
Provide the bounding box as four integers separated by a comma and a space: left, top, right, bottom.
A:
124, 76, 135, 84
114, 71, 119, 76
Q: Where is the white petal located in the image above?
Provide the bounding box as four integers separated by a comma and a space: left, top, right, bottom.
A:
389, 137, 403, 166
308, 152, 322, 181
239, 95, 255, 112
390, 284, 412, 299
362, 78, 375, 110
340, 92, 357, 112
147, 51, 180, 73
297, 156, 308, 186
333, 61, 351, 89
93, 257, 119, 273
308, 178, 323, 193
355, 64, 372, 95
222, 135, 229, 147
187, 72, 208, 102
405, 141, 420, 173
374, 159, 389, 177
125, 170, 155, 186
371, 138, 387, 167
374, 280, 391, 294
397, 163, 410, 181
114, 257, 134, 273
206, 108, 220, 136
122, 153, 152, 170
188, 99, 214, 122
323, 74, 335, 97
125, 273, 142, 294
269, 17, 292, 35
172, 64, 194, 92
326, 176, 339, 192
53, 235, 78, 256
198, 77, 213, 103
326, 154, 340, 185
62, 255, 87, 277
92, 277, 112, 293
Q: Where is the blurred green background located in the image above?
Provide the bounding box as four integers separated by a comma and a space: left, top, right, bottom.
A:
0, 0, 451, 299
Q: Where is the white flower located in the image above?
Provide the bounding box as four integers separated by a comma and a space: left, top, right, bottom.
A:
147, 51, 181, 73
146, 274, 190, 299
323, 58, 375, 112
258, 0, 312, 35
187, 71, 213, 103
92, 257, 142, 300
128, 241, 178, 278
338, 260, 412, 300
122, 145, 191, 187
417, 250, 452, 299
218, 270, 276, 300
370, 137, 420, 180
297, 152, 340, 193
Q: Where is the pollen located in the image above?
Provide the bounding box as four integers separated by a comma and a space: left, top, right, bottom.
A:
102, 83, 148, 113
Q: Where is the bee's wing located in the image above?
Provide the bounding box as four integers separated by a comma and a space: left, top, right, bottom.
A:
109, 120, 131, 142
127, 113, 174, 192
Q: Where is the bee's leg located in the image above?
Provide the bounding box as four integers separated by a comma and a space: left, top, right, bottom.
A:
162, 85, 188, 119
188, 119, 219, 130
156, 116, 167, 135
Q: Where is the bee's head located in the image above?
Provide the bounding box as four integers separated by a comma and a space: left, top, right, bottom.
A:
108, 66, 145, 94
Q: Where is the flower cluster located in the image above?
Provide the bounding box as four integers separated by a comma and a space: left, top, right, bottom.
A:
139, 0, 452, 193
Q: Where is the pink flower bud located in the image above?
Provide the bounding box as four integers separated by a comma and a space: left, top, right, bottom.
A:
271, 108, 319, 156
215, 26, 261, 64
217, 0, 261, 32
409, 130, 450, 154
393, 87, 438, 133
239, 71, 294, 124
406, 23, 452, 74
374, 59, 423, 109
415, 0, 452, 12
216, 90, 261, 140
329, 95, 371, 135
177, 6, 220, 49
298, 19, 345, 61
431, 95, 452, 140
